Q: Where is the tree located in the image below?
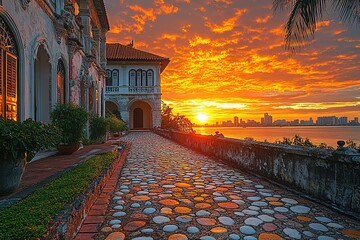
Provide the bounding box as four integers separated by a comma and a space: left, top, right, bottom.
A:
273, 0, 360, 52
161, 103, 194, 133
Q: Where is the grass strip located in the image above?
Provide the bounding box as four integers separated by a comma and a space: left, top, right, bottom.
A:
0, 152, 116, 240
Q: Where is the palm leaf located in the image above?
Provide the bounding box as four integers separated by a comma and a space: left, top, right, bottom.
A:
273, 0, 360, 52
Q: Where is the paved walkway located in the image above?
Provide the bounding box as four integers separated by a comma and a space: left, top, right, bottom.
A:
94, 132, 359, 240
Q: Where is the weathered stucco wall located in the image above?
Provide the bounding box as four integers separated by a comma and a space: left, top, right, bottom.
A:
154, 129, 360, 217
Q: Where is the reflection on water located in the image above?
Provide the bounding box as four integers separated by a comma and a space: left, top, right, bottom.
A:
194, 126, 360, 147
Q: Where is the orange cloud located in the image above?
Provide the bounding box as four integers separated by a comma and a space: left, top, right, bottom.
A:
189, 36, 211, 46
182, 24, 191, 32
110, 25, 131, 33
256, 15, 272, 23
205, 9, 247, 33
160, 33, 184, 41
125, 2, 179, 33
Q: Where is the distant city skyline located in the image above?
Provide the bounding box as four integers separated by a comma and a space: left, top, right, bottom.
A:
194, 113, 359, 127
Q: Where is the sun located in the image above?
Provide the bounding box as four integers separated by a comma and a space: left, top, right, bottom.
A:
196, 113, 209, 123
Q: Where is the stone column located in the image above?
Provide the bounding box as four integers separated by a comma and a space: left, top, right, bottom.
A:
100, 30, 107, 70
79, 8, 91, 55
153, 96, 162, 127
67, 42, 78, 104
92, 28, 100, 64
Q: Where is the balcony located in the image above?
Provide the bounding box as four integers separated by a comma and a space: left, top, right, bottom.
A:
105, 86, 160, 94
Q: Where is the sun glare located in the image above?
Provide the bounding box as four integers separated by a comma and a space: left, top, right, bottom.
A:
196, 113, 209, 123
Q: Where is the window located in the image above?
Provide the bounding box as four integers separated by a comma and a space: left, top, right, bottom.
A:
129, 69, 154, 87
141, 70, 146, 86
0, 16, 18, 120
147, 70, 154, 86
112, 69, 119, 86
57, 60, 65, 104
129, 69, 136, 86
106, 69, 111, 86
136, 70, 142, 86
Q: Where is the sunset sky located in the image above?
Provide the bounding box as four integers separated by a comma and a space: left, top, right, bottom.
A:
103, 0, 360, 124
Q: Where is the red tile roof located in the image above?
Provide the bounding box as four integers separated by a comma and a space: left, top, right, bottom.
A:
106, 43, 170, 72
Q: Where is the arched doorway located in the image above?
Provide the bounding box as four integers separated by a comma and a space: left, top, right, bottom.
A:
133, 108, 143, 128
105, 101, 120, 118
130, 101, 152, 129
34, 45, 51, 123
0, 16, 19, 120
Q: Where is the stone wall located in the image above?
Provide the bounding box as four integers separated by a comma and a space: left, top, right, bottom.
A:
154, 129, 360, 217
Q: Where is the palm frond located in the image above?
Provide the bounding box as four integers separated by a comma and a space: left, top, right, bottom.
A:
272, 0, 297, 12
273, 0, 360, 53
332, 0, 360, 25
285, 0, 328, 52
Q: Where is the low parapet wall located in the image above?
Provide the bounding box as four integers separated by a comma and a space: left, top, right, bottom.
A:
154, 129, 360, 217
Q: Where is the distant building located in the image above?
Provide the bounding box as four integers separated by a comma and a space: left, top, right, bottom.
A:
339, 117, 348, 125
316, 116, 338, 126
290, 119, 299, 125
273, 119, 288, 126
349, 117, 359, 125
105, 43, 170, 129
261, 113, 272, 126
300, 118, 314, 126
234, 116, 239, 127
247, 119, 258, 127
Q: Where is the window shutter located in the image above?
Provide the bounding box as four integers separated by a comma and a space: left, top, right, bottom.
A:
5, 51, 18, 120
0, 49, 3, 117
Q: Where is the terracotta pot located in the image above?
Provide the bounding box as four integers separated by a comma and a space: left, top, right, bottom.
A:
0, 156, 26, 195
113, 133, 120, 137
57, 142, 80, 155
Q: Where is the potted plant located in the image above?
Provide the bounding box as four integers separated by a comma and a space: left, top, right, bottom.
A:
89, 114, 108, 143
51, 103, 88, 154
0, 118, 60, 195
106, 115, 127, 137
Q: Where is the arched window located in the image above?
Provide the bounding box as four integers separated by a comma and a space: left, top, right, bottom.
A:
136, 70, 142, 86
57, 60, 65, 104
129, 69, 136, 86
147, 70, 154, 86
112, 69, 119, 86
0, 16, 18, 120
106, 69, 112, 86
141, 70, 146, 86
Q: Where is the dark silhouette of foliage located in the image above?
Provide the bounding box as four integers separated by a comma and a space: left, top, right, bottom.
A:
161, 103, 194, 133
273, 0, 360, 52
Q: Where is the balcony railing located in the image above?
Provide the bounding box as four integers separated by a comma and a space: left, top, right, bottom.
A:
105, 86, 160, 94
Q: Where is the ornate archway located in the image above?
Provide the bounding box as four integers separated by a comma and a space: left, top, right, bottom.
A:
0, 16, 19, 120
34, 44, 51, 123
129, 100, 152, 129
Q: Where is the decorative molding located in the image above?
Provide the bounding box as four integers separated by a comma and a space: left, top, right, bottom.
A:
53, 17, 66, 44
20, 0, 31, 10
69, 79, 76, 87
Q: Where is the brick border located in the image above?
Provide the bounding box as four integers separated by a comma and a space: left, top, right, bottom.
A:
44, 144, 130, 239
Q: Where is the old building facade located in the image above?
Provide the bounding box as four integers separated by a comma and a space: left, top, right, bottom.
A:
105, 43, 169, 129
0, 0, 109, 122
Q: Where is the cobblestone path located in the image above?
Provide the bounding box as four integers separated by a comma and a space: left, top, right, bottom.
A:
96, 132, 360, 240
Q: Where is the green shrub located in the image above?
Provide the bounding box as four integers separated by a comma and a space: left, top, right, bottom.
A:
90, 115, 108, 143
106, 115, 127, 132
50, 103, 88, 144
0, 118, 61, 162
0, 152, 116, 239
